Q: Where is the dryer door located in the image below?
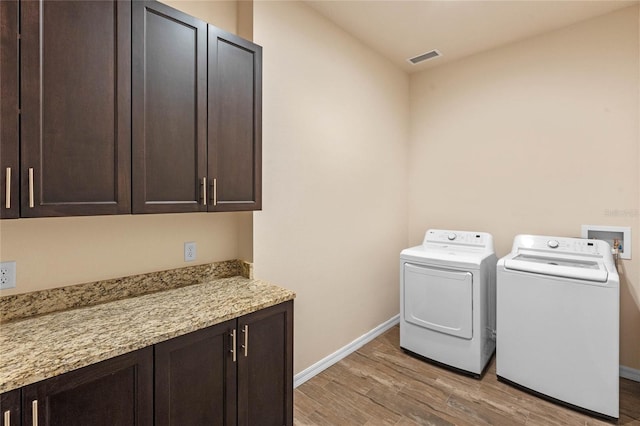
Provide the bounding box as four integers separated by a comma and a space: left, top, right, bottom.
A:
403, 263, 473, 339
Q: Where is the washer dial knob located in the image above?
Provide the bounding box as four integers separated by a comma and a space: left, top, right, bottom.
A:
547, 240, 559, 249
447, 233, 457, 241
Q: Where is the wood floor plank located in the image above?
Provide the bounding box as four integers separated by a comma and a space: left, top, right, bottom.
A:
294, 326, 640, 425
323, 380, 401, 425
366, 386, 456, 426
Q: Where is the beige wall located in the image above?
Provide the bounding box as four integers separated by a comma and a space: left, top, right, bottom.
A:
252, 1, 409, 374
0, 214, 243, 295
0, 1, 252, 297
160, 0, 253, 41
160, 0, 237, 34
409, 6, 640, 369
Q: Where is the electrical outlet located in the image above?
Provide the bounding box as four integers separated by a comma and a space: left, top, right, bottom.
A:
184, 242, 196, 262
0, 261, 16, 289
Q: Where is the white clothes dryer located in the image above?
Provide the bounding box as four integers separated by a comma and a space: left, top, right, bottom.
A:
400, 229, 497, 376
497, 235, 619, 419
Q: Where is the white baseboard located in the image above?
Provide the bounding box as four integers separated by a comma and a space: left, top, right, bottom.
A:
294, 314, 400, 388
620, 365, 640, 382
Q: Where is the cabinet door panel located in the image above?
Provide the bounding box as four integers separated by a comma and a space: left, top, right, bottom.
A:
23, 347, 153, 426
155, 319, 236, 426
0, 389, 21, 426
238, 301, 293, 426
20, 0, 131, 217
0, 0, 19, 219
132, 0, 207, 214
208, 28, 262, 211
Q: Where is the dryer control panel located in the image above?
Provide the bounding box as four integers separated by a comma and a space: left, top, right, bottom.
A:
424, 229, 492, 248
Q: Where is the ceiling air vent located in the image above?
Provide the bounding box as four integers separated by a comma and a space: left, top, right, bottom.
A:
407, 49, 441, 65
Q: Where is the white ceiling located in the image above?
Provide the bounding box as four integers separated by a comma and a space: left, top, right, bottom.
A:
303, 0, 638, 73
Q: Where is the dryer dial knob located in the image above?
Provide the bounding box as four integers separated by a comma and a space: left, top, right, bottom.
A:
447, 233, 457, 241
547, 240, 559, 249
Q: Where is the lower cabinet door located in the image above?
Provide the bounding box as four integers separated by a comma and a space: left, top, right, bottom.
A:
0, 389, 21, 426
237, 301, 293, 426
155, 319, 237, 426
22, 347, 153, 426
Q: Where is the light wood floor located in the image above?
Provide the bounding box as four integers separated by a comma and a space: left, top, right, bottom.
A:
294, 326, 640, 425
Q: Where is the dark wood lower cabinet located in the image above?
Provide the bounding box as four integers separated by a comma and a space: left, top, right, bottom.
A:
238, 301, 293, 426
2, 302, 292, 426
0, 389, 21, 426
155, 301, 293, 426
22, 347, 153, 426
155, 319, 237, 426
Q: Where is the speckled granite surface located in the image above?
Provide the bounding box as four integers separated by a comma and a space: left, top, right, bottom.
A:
0, 276, 295, 393
0, 260, 254, 323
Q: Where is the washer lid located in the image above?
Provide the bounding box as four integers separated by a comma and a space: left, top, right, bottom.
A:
504, 253, 608, 283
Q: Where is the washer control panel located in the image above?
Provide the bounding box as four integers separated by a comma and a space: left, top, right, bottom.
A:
424, 229, 491, 247
514, 235, 605, 256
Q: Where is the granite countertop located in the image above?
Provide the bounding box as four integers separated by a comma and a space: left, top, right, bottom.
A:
0, 276, 295, 393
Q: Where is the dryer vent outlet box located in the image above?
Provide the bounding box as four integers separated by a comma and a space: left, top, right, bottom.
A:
581, 225, 631, 260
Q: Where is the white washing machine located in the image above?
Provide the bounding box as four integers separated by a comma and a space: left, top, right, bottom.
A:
497, 235, 619, 419
400, 229, 497, 376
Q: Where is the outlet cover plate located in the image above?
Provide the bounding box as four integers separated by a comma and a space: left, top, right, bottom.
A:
184, 242, 196, 262
0, 261, 16, 289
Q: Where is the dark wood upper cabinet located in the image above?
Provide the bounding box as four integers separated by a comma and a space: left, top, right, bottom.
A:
22, 347, 153, 426
0, 0, 20, 219
20, 0, 131, 217
132, 0, 208, 214
237, 301, 293, 426
1, 0, 262, 219
155, 319, 237, 426
208, 27, 262, 212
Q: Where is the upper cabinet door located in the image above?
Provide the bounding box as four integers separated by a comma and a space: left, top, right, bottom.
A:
20, 0, 132, 217
0, 0, 19, 219
132, 1, 207, 214
208, 27, 262, 212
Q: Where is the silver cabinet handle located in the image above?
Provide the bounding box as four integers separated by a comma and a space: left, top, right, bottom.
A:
32, 400, 38, 426
3, 409, 10, 426
28, 168, 34, 208
213, 178, 217, 206
241, 325, 249, 357
230, 329, 237, 362
202, 177, 207, 206
4, 168, 10, 209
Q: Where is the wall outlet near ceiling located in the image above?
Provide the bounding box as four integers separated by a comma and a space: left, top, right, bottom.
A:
184, 242, 197, 262
0, 261, 16, 289
581, 225, 631, 260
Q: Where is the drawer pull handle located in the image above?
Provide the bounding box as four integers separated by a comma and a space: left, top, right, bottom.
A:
213, 178, 217, 206
3, 409, 10, 426
202, 177, 207, 206
32, 400, 38, 426
5, 168, 10, 209
28, 168, 34, 208
242, 325, 249, 357
230, 329, 237, 362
